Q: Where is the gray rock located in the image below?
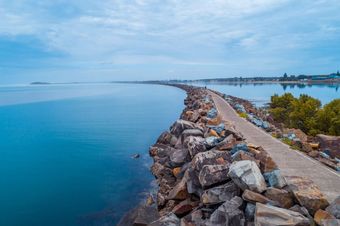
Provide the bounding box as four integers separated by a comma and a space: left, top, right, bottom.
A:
201, 181, 240, 205
228, 160, 267, 193
263, 169, 287, 188
326, 196, 340, 219
181, 209, 206, 226
170, 120, 196, 137
206, 196, 245, 226
198, 164, 230, 188
149, 213, 180, 226
169, 149, 189, 167
255, 203, 310, 226
183, 166, 203, 196
192, 150, 231, 172
205, 136, 220, 148
185, 136, 207, 158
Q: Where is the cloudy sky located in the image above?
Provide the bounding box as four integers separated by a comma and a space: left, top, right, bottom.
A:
1, 0, 340, 83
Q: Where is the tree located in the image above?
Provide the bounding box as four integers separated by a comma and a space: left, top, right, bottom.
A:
317, 99, 340, 136
288, 95, 321, 135
269, 93, 295, 125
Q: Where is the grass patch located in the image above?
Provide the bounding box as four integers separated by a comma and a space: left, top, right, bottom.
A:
238, 112, 247, 118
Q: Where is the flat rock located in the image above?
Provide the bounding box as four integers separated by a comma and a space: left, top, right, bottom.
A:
201, 181, 240, 205
170, 120, 197, 137
198, 164, 230, 188
286, 176, 329, 215
228, 160, 267, 193
242, 189, 271, 204
255, 203, 310, 226
264, 187, 294, 209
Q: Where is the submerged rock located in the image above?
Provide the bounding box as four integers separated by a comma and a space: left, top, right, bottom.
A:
255, 203, 310, 226
228, 160, 267, 193
117, 205, 160, 226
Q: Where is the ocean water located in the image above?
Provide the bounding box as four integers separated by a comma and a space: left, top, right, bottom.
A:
0, 83, 185, 226
190, 82, 339, 106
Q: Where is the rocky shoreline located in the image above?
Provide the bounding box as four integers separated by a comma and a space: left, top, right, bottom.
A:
209, 90, 340, 173
118, 85, 340, 226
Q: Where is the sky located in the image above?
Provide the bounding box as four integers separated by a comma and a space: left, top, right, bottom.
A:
1, 0, 340, 84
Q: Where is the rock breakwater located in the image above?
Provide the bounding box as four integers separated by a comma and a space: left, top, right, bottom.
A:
118, 85, 340, 226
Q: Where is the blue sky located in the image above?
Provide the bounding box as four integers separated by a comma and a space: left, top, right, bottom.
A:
1, 0, 340, 84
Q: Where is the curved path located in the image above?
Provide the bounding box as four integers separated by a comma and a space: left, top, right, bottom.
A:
209, 90, 340, 202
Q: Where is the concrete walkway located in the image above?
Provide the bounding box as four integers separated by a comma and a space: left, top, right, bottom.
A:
209, 91, 340, 202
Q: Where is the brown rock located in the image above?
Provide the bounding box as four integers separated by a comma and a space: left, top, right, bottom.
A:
167, 179, 188, 200
209, 129, 219, 137
207, 115, 222, 126
255, 203, 310, 226
172, 199, 199, 217
172, 167, 181, 177
242, 189, 271, 204
216, 134, 237, 151
264, 187, 294, 209
255, 148, 278, 173
314, 209, 336, 226
286, 176, 329, 215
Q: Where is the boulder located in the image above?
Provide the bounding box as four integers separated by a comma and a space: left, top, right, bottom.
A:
263, 169, 287, 188
286, 176, 329, 215
326, 196, 340, 219
117, 205, 160, 226
264, 187, 294, 209
205, 136, 220, 148
242, 189, 272, 204
314, 209, 336, 226
254, 203, 310, 226
209, 129, 219, 137
149, 213, 180, 226
170, 120, 196, 137
180, 129, 204, 142
207, 123, 225, 134
206, 196, 245, 226
254, 149, 278, 173
207, 108, 218, 118
198, 164, 230, 188
316, 134, 340, 159
232, 151, 260, 166
201, 181, 241, 205
230, 143, 248, 155
182, 166, 203, 196
192, 150, 231, 172
157, 131, 173, 145
184, 136, 206, 158
172, 199, 199, 217
216, 134, 237, 151
228, 160, 267, 193
167, 178, 188, 200
181, 209, 205, 226
169, 149, 189, 167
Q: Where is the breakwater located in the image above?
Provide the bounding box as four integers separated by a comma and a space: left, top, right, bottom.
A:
118, 84, 340, 226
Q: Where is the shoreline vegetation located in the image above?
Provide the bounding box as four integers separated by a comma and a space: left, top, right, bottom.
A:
118, 84, 340, 226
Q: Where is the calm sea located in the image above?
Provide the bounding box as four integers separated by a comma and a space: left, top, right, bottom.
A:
190, 82, 339, 106
0, 83, 185, 226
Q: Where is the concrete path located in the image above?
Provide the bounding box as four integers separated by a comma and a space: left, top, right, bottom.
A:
209, 91, 340, 202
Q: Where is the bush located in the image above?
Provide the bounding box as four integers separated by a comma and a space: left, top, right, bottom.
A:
269, 93, 339, 136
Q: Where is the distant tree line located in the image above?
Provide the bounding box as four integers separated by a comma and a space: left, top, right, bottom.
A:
269, 93, 340, 136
